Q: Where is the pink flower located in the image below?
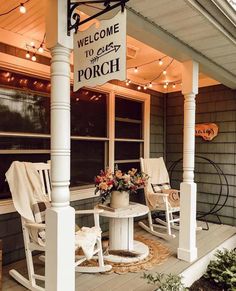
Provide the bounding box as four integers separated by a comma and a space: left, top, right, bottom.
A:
115, 170, 123, 179
99, 182, 108, 191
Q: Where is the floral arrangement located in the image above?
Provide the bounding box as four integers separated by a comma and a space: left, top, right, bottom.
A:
95, 168, 149, 203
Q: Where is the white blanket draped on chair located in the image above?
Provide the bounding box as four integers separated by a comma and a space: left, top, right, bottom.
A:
6, 161, 49, 245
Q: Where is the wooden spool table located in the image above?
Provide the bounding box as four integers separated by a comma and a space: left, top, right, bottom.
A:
98, 202, 149, 263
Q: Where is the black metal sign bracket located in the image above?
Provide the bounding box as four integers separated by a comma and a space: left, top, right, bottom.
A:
67, 0, 129, 36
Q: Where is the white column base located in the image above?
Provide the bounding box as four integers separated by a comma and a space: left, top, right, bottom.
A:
178, 247, 198, 262
45, 206, 75, 291
178, 182, 198, 263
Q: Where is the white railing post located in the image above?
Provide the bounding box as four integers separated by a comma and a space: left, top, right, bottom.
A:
177, 60, 198, 262
45, 1, 75, 290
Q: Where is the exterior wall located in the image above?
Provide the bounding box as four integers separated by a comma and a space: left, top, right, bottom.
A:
166, 84, 236, 226
150, 92, 165, 158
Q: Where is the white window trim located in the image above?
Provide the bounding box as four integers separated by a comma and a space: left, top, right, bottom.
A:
0, 83, 150, 214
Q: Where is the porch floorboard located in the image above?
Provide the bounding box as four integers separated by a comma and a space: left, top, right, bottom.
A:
2, 221, 236, 291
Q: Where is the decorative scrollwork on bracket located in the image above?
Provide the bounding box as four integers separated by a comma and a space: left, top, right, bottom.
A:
67, 0, 129, 36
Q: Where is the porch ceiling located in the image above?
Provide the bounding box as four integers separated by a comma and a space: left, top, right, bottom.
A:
127, 0, 236, 89
0, 0, 235, 91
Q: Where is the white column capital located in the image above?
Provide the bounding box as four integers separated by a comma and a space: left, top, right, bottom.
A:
46, 0, 73, 50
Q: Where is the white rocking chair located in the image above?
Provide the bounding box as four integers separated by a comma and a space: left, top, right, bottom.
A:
6, 162, 111, 291
139, 157, 180, 240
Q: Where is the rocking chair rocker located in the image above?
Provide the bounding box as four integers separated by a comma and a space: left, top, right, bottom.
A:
139, 157, 180, 240
6, 161, 111, 291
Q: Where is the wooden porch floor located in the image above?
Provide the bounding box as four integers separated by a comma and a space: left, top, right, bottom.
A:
2, 222, 236, 291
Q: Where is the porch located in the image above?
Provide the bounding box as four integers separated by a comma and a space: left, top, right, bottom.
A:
2, 221, 236, 291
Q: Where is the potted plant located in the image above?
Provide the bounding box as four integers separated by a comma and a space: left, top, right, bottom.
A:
95, 167, 148, 208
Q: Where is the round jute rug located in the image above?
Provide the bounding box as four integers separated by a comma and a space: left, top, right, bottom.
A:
82, 236, 170, 274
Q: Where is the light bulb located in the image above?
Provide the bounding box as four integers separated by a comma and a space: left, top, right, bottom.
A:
126, 82, 129, 86
144, 85, 147, 90
38, 45, 44, 53
149, 82, 152, 88
158, 59, 163, 66
137, 86, 141, 90
26, 51, 30, 59
134, 67, 138, 73
163, 84, 167, 89
166, 82, 169, 85
19, 3, 26, 14
30, 41, 35, 47
163, 70, 167, 75
128, 80, 131, 84
172, 83, 176, 88
31, 54, 36, 62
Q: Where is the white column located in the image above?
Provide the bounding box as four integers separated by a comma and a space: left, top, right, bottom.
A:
177, 60, 198, 263
45, 1, 75, 290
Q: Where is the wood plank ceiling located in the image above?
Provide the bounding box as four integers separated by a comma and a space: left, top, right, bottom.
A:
0, 0, 235, 90
0, 0, 45, 42
128, 0, 236, 76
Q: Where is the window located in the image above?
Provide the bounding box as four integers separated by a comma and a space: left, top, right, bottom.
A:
115, 96, 144, 172
0, 70, 150, 200
71, 89, 108, 188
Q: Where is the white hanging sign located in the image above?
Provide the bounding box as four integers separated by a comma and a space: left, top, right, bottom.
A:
73, 10, 127, 91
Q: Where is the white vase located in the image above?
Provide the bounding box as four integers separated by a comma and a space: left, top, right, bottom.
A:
110, 191, 129, 208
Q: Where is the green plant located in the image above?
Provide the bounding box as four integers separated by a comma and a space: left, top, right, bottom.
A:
205, 248, 236, 290
142, 272, 187, 291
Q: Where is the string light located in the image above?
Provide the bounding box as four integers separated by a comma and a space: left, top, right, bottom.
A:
124, 79, 181, 91
0, 0, 30, 17
31, 54, 36, 62
38, 44, 44, 53
128, 55, 168, 71
25, 51, 30, 59
19, 3, 26, 14
25, 33, 46, 62
126, 58, 181, 91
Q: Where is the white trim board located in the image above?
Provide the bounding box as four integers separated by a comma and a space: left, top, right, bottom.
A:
180, 233, 236, 287
0, 189, 100, 215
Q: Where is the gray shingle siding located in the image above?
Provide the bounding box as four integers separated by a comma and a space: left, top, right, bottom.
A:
166, 84, 236, 227
150, 92, 165, 158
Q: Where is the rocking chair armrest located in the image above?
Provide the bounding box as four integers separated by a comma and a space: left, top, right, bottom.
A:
75, 209, 104, 215
24, 222, 46, 230
151, 192, 169, 197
